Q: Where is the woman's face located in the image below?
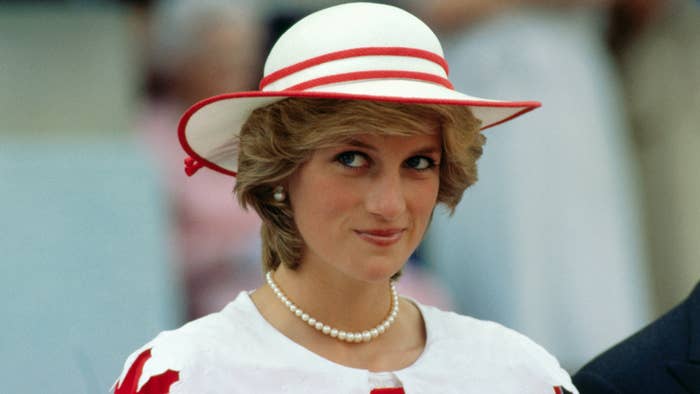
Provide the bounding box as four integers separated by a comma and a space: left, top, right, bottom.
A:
287, 128, 441, 283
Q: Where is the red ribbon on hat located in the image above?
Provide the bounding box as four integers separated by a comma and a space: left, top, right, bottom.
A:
260, 46, 450, 91
184, 156, 205, 176
285, 70, 453, 91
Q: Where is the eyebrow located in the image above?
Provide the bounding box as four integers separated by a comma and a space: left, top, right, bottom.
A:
345, 139, 377, 152
343, 138, 441, 156
411, 146, 442, 156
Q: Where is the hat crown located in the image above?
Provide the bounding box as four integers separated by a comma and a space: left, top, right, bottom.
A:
262, 2, 445, 88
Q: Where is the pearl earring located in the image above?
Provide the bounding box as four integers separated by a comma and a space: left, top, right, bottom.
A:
273, 186, 286, 202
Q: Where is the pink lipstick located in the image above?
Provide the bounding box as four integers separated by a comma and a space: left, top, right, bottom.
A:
354, 228, 404, 246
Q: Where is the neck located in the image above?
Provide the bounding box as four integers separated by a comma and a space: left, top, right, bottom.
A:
271, 264, 394, 332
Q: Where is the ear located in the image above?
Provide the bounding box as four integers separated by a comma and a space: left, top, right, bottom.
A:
272, 185, 287, 202
282, 170, 301, 209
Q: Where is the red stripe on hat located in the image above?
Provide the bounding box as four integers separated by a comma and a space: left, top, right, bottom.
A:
260, 47, 449, 90
284, 70, 454, 91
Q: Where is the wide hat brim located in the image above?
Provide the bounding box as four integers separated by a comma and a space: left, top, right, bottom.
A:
179, 80, 540, 177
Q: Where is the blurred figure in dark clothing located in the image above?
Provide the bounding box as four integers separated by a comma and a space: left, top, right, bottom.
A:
574, 282, 700, 394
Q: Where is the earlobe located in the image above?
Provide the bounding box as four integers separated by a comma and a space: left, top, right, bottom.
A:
273, 186, 286, 202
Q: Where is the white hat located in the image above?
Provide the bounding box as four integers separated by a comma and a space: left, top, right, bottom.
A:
179, 2, 540, 177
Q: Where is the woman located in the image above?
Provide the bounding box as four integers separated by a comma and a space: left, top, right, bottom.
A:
114, 3, 578, 393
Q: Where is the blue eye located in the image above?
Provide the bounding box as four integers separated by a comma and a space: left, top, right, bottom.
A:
405, 156, 435, 171
336, 151, 369, 168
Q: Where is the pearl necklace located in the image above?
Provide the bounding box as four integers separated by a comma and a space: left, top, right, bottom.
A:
265, 271, 399, 343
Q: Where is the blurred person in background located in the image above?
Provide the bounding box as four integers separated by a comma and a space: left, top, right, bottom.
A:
1, 2, 195, 392
572, 1, 700, 392
410, 0, 653, 371
140, 0, 264, 318
609, 0, 700, 316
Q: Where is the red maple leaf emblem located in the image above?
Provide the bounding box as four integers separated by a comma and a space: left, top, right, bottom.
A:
114, 348, 180, 394
371, 388, 405, 394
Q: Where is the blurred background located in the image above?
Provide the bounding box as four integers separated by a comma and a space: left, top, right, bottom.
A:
1, 0, 698, 392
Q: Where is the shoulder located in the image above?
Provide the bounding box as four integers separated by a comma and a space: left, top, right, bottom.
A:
112, 292, 251, 394
420, 303, 561, 367
417, 303, 578, 394
573, 284, 698, 393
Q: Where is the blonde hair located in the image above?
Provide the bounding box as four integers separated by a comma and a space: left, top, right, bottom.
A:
234, 98, 485, 273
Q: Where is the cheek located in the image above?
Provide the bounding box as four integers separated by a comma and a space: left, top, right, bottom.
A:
291, 173, 360, 238
410, 178, 440, 225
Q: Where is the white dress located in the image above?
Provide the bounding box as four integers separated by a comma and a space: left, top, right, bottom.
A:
113, 292, 577, 393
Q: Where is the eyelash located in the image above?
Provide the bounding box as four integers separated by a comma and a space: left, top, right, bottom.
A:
336, 151, 369, 170
334, 151, 438, 172
405, 156, 437, 171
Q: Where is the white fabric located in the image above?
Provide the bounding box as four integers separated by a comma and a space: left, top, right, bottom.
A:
115, 292, 577, 393
262, 2, 444, 76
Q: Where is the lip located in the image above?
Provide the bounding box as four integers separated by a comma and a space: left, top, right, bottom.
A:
354, 228, 405, 246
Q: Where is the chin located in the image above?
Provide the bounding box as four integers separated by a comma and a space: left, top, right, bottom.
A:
354, 256, 406, 283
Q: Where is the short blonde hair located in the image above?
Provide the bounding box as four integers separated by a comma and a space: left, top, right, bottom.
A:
234, 98, 485, 273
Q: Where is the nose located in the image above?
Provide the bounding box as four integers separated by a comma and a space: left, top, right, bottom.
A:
364, 171, 407, 220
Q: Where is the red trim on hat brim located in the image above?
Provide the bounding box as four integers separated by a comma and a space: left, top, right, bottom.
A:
480, 106, 538, 131
178, 90, 541, 177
